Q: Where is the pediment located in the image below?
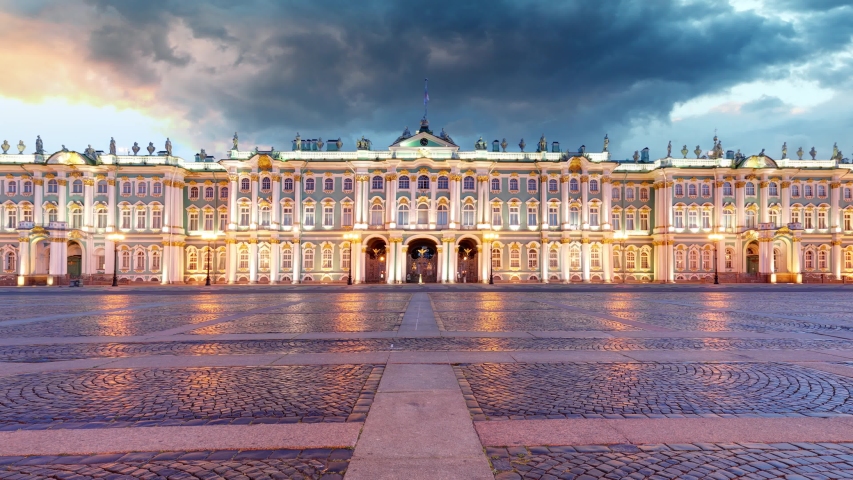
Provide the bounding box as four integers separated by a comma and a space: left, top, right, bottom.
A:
389, 132, 458, 150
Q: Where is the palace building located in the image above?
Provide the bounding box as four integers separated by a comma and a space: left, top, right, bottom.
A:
1, 118, 852, 286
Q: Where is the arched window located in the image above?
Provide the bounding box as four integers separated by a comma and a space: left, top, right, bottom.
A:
745, 210, 756, 228
769, 182, 778, 196
725, 247, 734, 269
701, 184, 711, 197
590, 245, 601, 269
22, 181, 32, 194
612, 187, 621, 200
283, 178, 294, 191
305, 178, 315, 191
527, 248, 538, 270
437, 205, 448, 226
791, 184, 800, 197
527, 178, 537, 192
135, 251, 145, 270
845, 250, 853, 270
121, 181, 132, 195
490, 178, 500, 191
47, 179, 58, 193
804, 185, 813, 197
96, 208, 106, 228
189, 186, 200, 199
570, 245, 581, 270
5, 251, 16, 272
588, 179, 599, 192
303, 248, 315, 270
549, 179, 558, 193
220, 186, 228, 199
569, 178, 579, 193
137, 182, 147, 196
152, 182, 161, 195
370, 204, 383, 226
342, 246, 351, 270
397, 204, 409, 226
438, 176, 449, 189
463, 176, 475, 190
371, 176, 383, 190
640, 188, 649, 201
549, 248, 559, 269
817, 184, 827, 197
626, 251, 636, 270
640, 250, 650, 269
259, 205, 271, 226
151, 250, 161, 271
509, 246, 521, 268
745, 182, 756, 196
281, 248, 293, 270
818, 250, 828, 270
417, 175, 430, 189
321, 247, 333, 269
72, 179, 83, 194
492, 246, 502, 269
804, 250, 814, 270
343, 177, 353, 191
259, 177, 270, 191
238, 248, 249, 270
626, 188, 635, 201
509, 178, 519, 191
462, 204, 475, 227
398, 176, 410, 189
702, 249, 712, 270
240, 178, 250, 191
844, 187, 852, 201
259, 248, 270, 271
324, 178, 334, 191
204, 187, 214, 199
70, 207, 83, 229
773, 248, 781, 272
569, 206, 580, 226
417, 203, 429, 225
187, 250, 198, 271
723, 182, 733, 196
688, 184, 697, 197
120, 250, 131, 270
674, 184, 684, 196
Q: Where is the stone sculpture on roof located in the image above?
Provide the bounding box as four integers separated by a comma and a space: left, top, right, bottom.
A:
132, 142, 140, 155
475, 137, 487, 150
85, 144, 96, 158
109, 137, 116, 155
518, 138, 525, 152
781, 142, 787, 159
603, 134, 609, 152
294, 133, 301, 151
633, 150, 640, 163
833, 143, 838, 160
667, 141, 672, 158
233, 132, 239, 150
17, 140, 24, 154
538, 134, 546, 153
694, 145, 702, 158
681, 145, 688, 158
147, 142, 155, 155
796, 146, 804, 160
165, 138, 172, 156
810, 146, 817, 160
35, 135, 43, 154
500, 138, 507, 152
1, 140, 8, 154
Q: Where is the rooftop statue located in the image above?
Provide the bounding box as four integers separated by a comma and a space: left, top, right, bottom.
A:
200, 149, 207, 160
233, 132, 238, 150
603, 134, 609, 152
781, 142, 787, 159
336, 138, 343, 150
165, 138, 172, 156
61, 144, 68, 152
810, 146, 817, 160
833, 142, 838, 160
403, 126, 411, 138
35, 135, 43, 154
85, 144, 96, 158
796, 146, 804, 160
132, 142, 140, 155
538, 134, 546, 153
694, 145, 702, 159
294, 132, 301, 151
633, 150, 639, 163
518, 138, 526, 152
147, 142, 155, 155
109, 137, 116, 155
500, 138, 508, 152
759, 148, 765, 157
317, 138, 324, 150
475, 137, 487, 150
1, 140, 8, 154
681, 145, 688, 158
17, 140, 25, 154
666, 141, 672, 158
735, 149, 744, 161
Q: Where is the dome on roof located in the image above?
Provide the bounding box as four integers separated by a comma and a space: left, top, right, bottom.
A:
249, 153, 274, 171
736, 155, 777, 169
45, 151, 95, 166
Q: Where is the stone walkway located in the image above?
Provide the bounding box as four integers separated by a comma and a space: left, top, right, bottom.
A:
1, 286, 853, 478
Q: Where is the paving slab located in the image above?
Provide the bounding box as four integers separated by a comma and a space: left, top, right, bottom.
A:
509, 351, 634, 363
793, 361, 853, 378
378, 363, 461, 392
0, 358, 117, 376
619, 350, 755, 362
101, 353, 283, 368
398, 292, 439, 332
270, 352, 390, 365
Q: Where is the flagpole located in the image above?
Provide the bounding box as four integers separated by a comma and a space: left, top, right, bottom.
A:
424, 78, 429, 119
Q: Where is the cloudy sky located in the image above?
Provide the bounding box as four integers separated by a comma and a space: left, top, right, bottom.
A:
1, 0, 851, 161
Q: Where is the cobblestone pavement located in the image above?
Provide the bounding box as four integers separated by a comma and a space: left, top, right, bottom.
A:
4, 337, 853, 363
455, 363, 853, 420
0, 313, 222, 337
0, 365, 382, 429
190, 312, 405, 334
435, 310, 637, 331
489, 443, 853, 480
0, 448, 352, 479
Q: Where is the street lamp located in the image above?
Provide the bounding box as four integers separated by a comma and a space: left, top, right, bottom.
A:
709, 233, 724, 285
613, 231, 627, 284
106, 233, 125, 287
484, 232, 498, 284
343, 233, 358, 285
201, 232, 218, 286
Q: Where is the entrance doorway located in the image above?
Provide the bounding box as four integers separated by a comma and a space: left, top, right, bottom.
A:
746, 242, 759, 274
405, 238, 437, 283
67, 241, 82, 279
364, 238, 387, 283
457, 239, 479, 283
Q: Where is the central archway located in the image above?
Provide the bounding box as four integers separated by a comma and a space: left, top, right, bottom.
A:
363, 238, 387, 283
67, 241, 82, 279
405, 238, 438, 283
745, 242, 759, 274
457, 238, 479, 283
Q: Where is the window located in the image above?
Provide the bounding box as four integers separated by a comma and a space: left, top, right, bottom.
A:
590, 245, 601, 269
137, 182, 147, 196
723, 210, 734, 229
626, 251, 636, 270
262, 177, 272, 191
240, 178, 250, 191
463, 176, 475, 190
818, 250, 828, 270
846, 250, 853, 270
640, 211, 650, 231
611, 187, 621, 201
258, 249, 270, 271
370, 204, 383, 226
188, 211, 199, 231
569, 206, 580, 227
342, 205, 353, 227
283, 178, 294, 191
674, 184, 684, 197
238, 248, 249, 270
219, 211, 227, 231
153, 182, 162, 195
282, 206, 293, 226
589, 207, 599, 227
189, 186, 200, 200
701, 210, 711, 229
527, 248, 538, 270
687, 210, 698, 229
437, 176, 449, 189
613, 248, 621, 270
674, 210, 683, 229
509, 246, 520, 268
68, 208, 81, 229
492, 246, 502, 269
210, 210, 220, 230
845, 211, 853, 231
688, 184, 697, 197
303, 248, 314, 270
47, 179, 58, 193
589, 179, 599, 193
136, 209, 146, 230
72, 179, 83, 194
791, 184, 800, 197
219, 186, 228, 199
135, 251, 145, 271
745, 182, 755, 196
549, 249, 558, 269
462, 204, 475, 227
745, 210, 757, 228
491, 205, 502, 227
804, 184, 813, 197
701, 184, 711, 197
769, 182, 778, 196
204, 187, 214, 200
5, 251, 17, 272
437, 205, 448, 226
323, 206, 334, 227
817, 184, 827, 198
773, 248, 781, 272
611, 211, 621, 231
725, 248, 734, 270
323, 178, 333, 191
93, 181, 106, 194
398, 176, 410, 189
6, 210, 15, 229
22, 181, 32, 194
304, 205, 315, 227
676, 249, 686, 270
548, 206, 558, 226
417, 204, 429, 225
845, 187, 852, 201
149, 250, 160, 272
342, 247, 351, 270
121, 210, 131, 229
549, 179, 558, 193
639, 188, 649, 201
121, 250, 130, 270
96, 209, 107, 228
570, 246, 581, 270
343, 178, 353, 191
152, 210, 162, 230
371, 176, 383, 190
527, 179, 537, 193
702, 249, 712, 270
239, 205, 250, 226
321, 247, 333, 269
804, 250, 814, 270
491, 178, 500, 192
509, 178, 519, 191
804, 209, 813, 229
640, 250, 650, 269
21, 205, 32, 223
7, 181, 15, 194
569, 178, 579, 193
723, 182, 733, 196
282, 249, 292, 270
397, 204, 410, 226
305, 178, 315, 192
122, 182, 132, 195
509, 206, 520, 226
791, 209, 801, 225
625, 188, 635, 201
417, 175, 430, 190
818, 210, 827, 230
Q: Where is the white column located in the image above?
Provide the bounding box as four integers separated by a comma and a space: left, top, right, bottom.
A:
735, 180, 745, 229
270, 240, 281, 284
581, 175, 589, 228
227, 240, 237, 284
34, 178, 44, 224
791, 238, 802, 283
173, 182, 184, 231
581, 239, 590, 282
831, 182, 841, 231
479, 244, 488, 283
248, 240, 258, 283
714, 180, 723, 229
385, 174, 395, 226
540, 241, 549, 283
602, 176, 612, 230
603, 241, 612, 283
57, 176, 67, 222
781, 180, 791, 225
450, 175, 459, 226
159, 240, 169, 285
429, 175, 437, 226
18, 237, 30, 279
353, 175, 362, 227
540, 174, 548, 229
228, 175, 238, 226
561, 175, 569, 228
832, 239, 842, 280
561, 241, 570, 282
272, 174, 281, 227
436, 245, 443, 283
759, 179, 769, 224
83, 177, 94, 230
292, 240, 301, 284
360, 246, 367, 283
409, 183, 417, 228
250, 174, 259, 226
294, 174, 302, 227
397, 243, 405, 284
386, 239, 396, 284
352, 239, 362, 284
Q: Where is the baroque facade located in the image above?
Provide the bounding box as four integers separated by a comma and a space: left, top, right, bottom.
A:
2, 119, 853, 286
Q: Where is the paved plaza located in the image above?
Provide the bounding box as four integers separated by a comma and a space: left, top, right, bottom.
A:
2, 285, 853, 479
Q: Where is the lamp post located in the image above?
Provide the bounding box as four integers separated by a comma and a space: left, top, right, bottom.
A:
709, 233, 724, 285
484, 232, 498, 284
107, 233, 125, 287
613, 231, 627, 284
343, 233, 358, 285
201, 232, 217, 286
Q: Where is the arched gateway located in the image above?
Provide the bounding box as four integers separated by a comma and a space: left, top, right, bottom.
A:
363, 238, 387, 283
405, 238, 437, 283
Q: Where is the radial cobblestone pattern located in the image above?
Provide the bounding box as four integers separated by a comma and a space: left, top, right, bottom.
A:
4, 336, 853, 363
0, 313, 221, 338
0, 448, 352, 480
190, 312, 405, 334
435, 311, 636, 331
0, 365, 382, 428
489, 443, 853, 480
456, 363, 853, 419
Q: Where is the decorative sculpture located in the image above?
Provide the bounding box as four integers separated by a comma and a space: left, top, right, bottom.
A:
579, 145, 586, 155
666, 141, 672, 158
500, 138, 508, 152
146, 142, 155, 155
17, 140, 25, 154
232, 132, 239, 150
694, 145, 702, 159
796, 146, 804, 160
200, 149, 207, 160
336, 138, 343, 150
294, 132, 301, 151
356, 136, 371, 150
165, 138, 172, 156
633, 150, 640, 163
538, 134, 546, 153
759, 148, 765, 157
833, 142, 839, 160
317, 138, 324, 150
781, 142, 787, 159
61, 144, 68, 152
403, 126, 411, 138
1, 140, 8, 154
809, 146, 817, 160
603, 134, 609, 152
131, 142, 140, 155
518, 138, 526, 152
475, 137, 487, 150
85, 144, 96, 158
735, 149, 744, 161
35, 135, 43, 154
681, 145, 688, 158
109, 137, 117, 155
